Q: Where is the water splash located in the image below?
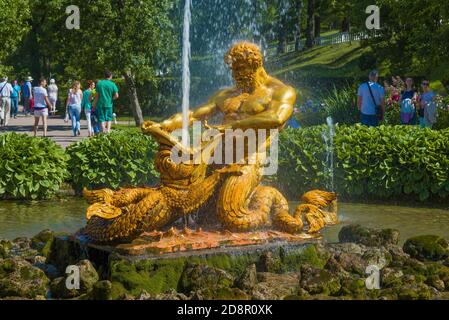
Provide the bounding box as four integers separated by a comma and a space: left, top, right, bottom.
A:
322, 117, 335, 192
181, 0, 192, 147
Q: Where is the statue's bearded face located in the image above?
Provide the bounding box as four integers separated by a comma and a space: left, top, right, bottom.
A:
225, 42, 264, 92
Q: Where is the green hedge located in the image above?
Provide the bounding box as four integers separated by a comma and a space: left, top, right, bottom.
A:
277, 126, 449, 201
66, 131, 159, 192
0, 133, 68, 199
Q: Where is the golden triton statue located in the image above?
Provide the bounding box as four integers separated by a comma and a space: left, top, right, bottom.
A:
81, 42, 338, 244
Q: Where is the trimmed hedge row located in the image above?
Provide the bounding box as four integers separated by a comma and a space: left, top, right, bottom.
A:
1, 127, 449, 202
66, 131, 159, 193
278, 126, 449, 201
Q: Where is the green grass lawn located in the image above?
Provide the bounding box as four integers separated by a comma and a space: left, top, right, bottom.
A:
270, 41, 373, 79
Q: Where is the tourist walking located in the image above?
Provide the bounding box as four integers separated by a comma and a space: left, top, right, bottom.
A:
357, 70, 385, 127
0, 76, 14, 126
47, 79, 58, 115
418, 79, 437, 129
22, 76, 33, 116
10, 80, 21, 119
399, 77, 418, 125
65, 81, 83, 137
93, 71, 119, 133
33, 78, 51, 137
82, 80, 95, 137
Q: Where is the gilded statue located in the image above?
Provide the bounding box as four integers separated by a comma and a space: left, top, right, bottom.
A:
81, 42, 337, 243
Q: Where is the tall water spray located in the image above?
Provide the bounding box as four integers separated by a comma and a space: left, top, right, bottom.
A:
322, 117, 335, 192
181, 0, 192, 147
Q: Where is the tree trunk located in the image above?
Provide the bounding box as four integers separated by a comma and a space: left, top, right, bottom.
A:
341, 16, 350, 32
305, 0, 315, 48
123, 71, 144, 127
294, 0, 303, 51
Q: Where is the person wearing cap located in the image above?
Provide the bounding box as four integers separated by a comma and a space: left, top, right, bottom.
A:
22, 76, 33, 116
0, 76, 14, 126
357, 70, 385, 127
47, 79, 58, 115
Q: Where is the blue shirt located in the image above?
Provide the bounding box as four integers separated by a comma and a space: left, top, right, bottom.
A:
421, 91, 435, 105
11, 85, 21, 98
22, 81, 32, 98
358, 82, 385, 115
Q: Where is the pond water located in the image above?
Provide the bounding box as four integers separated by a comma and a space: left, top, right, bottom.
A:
0, 198, 448, 244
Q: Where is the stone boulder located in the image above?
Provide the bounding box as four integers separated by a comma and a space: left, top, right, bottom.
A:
178, 264, 234, 294
31, 230, 55, 259
251, 272, 300, 300
403, 235, 449, 262
299, 265, 341, 296
338, 224, 399, 247
0, 257, 49, 299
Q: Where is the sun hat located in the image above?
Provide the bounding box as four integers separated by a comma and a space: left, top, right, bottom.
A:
50, 79, 55, 84
26, 76, 33, 82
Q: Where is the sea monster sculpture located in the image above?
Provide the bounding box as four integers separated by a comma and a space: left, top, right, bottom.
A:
81, 42, 338, 243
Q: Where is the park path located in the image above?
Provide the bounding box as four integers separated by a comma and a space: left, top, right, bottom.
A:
1, 115, 86, 148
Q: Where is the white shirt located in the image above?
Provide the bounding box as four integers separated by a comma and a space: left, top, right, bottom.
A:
47, 84, 58, 99
0, 81, 14, 98
68, 89, 82, 107
33, 87, 48, 109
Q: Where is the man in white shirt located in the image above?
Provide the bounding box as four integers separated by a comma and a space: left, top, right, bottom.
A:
47, 78, 58, 114
0, 76, 14, 126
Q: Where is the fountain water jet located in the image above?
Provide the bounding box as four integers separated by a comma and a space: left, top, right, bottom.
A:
322, 116, 335, 192
181, 0, 192, 147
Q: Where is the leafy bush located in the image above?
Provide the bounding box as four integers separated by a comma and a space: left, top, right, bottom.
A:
0, 133, 68, 199
321, 85, 360, 125
277, 126, 449, 202
66, 131, 159, 192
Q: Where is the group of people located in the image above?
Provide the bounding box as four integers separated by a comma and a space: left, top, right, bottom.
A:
1, 71, 119, 137
358, 70, 437, 128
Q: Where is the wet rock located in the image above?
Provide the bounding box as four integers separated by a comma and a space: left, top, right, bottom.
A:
339, 225, 399, 247
396, 283, 432, 300
326, 243, 365, 256
256, 251, 282, 273
403, 235, 449, 262
426, 276, 445, 291
385, 244, 411, 267
91, 280, 113, 300
299, 265, 341, 296
178, 264, 234, 293
235, 264, 257, 291
50, 259, 99, 299
0, 240, 13, 259
0, 257, 49, 299
251, 272, 300, 300
50, 277, 79, 299
362, 247, 392, 270
338, 277, 367, 297
325, 252, 366, 276
10, 238, 37, 261
381, 268, 404, 288
31, 230, 55, 259
34, 262, 59, 280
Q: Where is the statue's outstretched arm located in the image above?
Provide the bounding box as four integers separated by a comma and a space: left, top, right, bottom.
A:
217, 86, 296, 131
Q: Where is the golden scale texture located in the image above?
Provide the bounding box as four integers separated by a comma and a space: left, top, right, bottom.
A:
81, 42, 338, 243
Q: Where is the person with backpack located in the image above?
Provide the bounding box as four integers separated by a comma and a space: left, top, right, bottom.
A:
399, 77, 418, 125
0, 76, 14, 126
357, 70, 386, 127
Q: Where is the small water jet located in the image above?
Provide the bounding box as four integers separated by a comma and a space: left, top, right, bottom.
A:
322, 116, 335, 192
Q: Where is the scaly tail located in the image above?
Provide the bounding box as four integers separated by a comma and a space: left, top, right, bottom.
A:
300, 189, 338, 226
82, 190, 173, 243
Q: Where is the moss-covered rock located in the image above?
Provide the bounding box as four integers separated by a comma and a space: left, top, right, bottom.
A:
91, 280, 113, 300
0, 258, 49, 299
339, 224, 399, 247
338, 278, 367, 298
235, 264, 257, 291
252, 272, 300, 300
0, 240, 13, 259
31, 230, 55, 259
299, 265, 341, 296
178, 264, 234, 293
396, 283, 432, 300
403, 235, 449, 262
